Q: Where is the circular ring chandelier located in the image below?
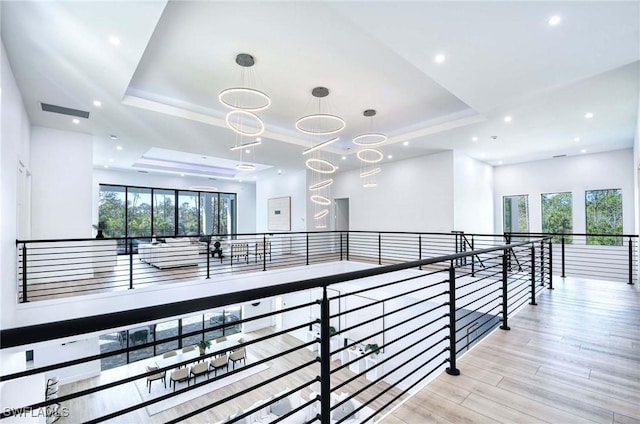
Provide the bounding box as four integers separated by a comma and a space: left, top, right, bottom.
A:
225, 110, 265, 137
305, 158, 336, 174
314, 209, 329, 219
357, 148, 383, 163
310, 195, 331, 206
295, 114, 346, 135
360, 168, 381, 178
236, 164, 256, 171
353, 133, 388, 146
219, 87, 271, 111
309, 179, 334, 191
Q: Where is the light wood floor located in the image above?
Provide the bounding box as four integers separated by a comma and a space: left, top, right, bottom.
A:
383, 277, 640, 424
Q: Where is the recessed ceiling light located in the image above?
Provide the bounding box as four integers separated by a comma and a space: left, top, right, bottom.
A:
108, 35, 121, 45
480, 153, 487, 158
110, 134, 118, 140
504, 116, 512, 123
277, 169, 282, 175
584, 112, 593, 119
180, 173, 185, 177
109, 158, 114, 163
387, 155, 393, 159
335, 166, 340, 170
93, 100, 102, 107
116, 145, 123, 150
256, 137, 262, 142
497, 160, 503, 165
472, 136, 478, 142
253, 176, 257, 179
239, 179, 243, 183
581, 149, 587, 153
103, 165, 109, 169
245, 149, 251, 154
434, 54, 445, 63
341, 156, 346, 160
548, 15, 561, 26
72, 118, 80, 124
403, 141, 409, 147
573, 137, 580, 142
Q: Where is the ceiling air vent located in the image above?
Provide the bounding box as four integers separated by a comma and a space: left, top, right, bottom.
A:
40, 102, 90, 119
552, 154, 567, 158
137, 170, 149, 174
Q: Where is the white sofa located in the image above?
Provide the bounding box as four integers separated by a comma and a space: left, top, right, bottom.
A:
139, 238, 199, 269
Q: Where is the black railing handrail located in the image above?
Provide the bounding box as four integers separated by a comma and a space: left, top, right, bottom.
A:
505, 231, 639, 238
1, 237, 546, 349
15, 229, 509, 245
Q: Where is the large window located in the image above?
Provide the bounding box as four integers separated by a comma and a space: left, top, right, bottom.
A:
99, 307, 242, 370
127, 187, 152, 238
541, 192, 573, 243
585, 189, 623, 245
503, 195, 529, 233
98, 185, 126, 238
153, 189, 175, 236
178, 191, 199, 235
98, 185, 237, 245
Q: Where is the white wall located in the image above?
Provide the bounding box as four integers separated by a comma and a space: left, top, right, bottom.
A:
31, 127, 93, 239
332, 151, 455, 232
453, 151, 494, 233
255, 169, 307, 233
92, 168, 257, 234
493, 149, 636, 234
1, 39, 31, 329
33, 338, 100, 384
242, 298, 275, 333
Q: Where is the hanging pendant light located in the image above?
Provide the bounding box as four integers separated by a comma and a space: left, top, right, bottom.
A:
355, 109, 387, 188
219, 53, 271, 112
296, 87, 346, 135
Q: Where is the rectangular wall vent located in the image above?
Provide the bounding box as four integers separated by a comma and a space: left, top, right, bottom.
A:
552, 154, 567, 158
40, 103, 90, 119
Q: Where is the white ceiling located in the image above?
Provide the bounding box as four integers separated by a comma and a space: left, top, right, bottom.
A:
2, 1, 639, 181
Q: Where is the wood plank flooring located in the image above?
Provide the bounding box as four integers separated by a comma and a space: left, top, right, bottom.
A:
383, 277, 640, 424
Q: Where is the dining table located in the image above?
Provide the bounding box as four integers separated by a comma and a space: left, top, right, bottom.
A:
155, 338, 240, 370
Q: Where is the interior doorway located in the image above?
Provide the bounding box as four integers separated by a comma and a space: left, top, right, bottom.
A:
335, 198, 349, 231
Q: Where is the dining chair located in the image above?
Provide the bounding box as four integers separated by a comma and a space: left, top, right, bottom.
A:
189, 362, 209, 383
145, 365, 166, 392
209, 355, 229, 377
229, 348, 246, 369
170, 368, 189, 391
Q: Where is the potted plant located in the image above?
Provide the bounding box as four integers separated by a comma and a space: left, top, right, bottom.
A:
92, 223, 105, 239
365, 343, 380, 357
196, 339, 211, 355
329, 326, 337, 337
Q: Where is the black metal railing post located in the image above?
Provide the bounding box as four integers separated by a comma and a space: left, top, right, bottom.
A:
21, 244, 28, 303
561, 236, 566, 278
628, 237, 634, 285
530, 246, 537, 305
548, 240, 554, 290
340, 233, 343, 261
471, 235, 475, 277
306, 233, 310, 266
500, 252, 511, 330
418, 235, 422, 271
263, 234, 267, 272
206, 239, 210, 279
129, 240, 134, 290
445, 263, 460, 376
378, 233, 382, 265
504, 233, 512, 271
320, 287, 331, 424
539, 240, 545, 286
346, 232, 349, 261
